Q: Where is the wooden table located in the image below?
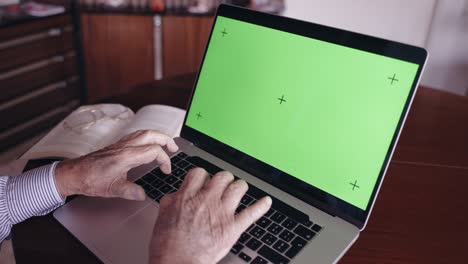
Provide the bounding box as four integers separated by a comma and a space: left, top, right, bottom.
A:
12, 74, 468, 263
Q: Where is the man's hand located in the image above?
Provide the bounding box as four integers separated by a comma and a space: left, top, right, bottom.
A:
150, 168, 272, 264
54, 130, 179, 200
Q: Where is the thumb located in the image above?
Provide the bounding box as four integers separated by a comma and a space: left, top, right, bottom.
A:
111, 180, 146, 201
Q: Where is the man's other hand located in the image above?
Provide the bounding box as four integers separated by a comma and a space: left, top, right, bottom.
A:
54, 130, 179, 200
150, 168, 272, 264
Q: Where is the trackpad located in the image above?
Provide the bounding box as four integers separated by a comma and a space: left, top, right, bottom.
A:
94, 203, 160, 264
54, 196, 151, 237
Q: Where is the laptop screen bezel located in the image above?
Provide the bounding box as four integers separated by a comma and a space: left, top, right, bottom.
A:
180, 4, 427, 228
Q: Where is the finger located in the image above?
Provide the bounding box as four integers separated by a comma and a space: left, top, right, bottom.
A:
178, 168, 210, 197
235, 196, 272, 232
201, 171, 234, 198
111, 180, 146, 201
124, 144, 172, 174
126, 130, 179, 152
221, 179, 248, 211
158, 192, 174, 208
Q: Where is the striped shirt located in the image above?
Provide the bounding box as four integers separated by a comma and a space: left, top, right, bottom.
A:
0, 162, 65, 242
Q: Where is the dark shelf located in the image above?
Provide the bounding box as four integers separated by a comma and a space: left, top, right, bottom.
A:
0, 5, 70, 29
77, 4, 284, 17
78, 7, 215, 17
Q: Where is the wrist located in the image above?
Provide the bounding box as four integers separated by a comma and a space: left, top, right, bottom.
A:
149, 241, 208, 264
149, 255, 206, 264
55, 159, 82, 197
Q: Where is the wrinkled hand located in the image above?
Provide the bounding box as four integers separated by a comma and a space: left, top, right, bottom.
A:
150, 168, 272, 264
54, 130, 178, 200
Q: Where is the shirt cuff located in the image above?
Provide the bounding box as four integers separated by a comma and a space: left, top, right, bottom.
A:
48, 162, 66, 203
5, 162, 65, 224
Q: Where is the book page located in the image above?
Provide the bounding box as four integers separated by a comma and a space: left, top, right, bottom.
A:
22, 104, 134, 159
116, 105, 186, 142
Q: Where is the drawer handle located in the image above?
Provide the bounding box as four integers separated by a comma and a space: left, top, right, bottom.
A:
48, 28, 62, 36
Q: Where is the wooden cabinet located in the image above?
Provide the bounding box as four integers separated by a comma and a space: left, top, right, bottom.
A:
80, 14, 155, 103
80, 14, 213, 103
0, 14, 81, 150
162, 16, 213, 78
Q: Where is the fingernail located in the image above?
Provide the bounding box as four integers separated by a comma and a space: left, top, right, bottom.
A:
134, 190, 146, 201
265, 196, 272, 205
162, 164, 171, 174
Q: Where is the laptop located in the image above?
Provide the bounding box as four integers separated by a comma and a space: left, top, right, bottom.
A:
54, 4, 427, 264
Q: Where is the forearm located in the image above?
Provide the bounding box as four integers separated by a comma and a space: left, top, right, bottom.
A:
0, 162, 65, 242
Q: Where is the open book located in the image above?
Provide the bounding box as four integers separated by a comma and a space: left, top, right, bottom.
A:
21, 104, 186, 160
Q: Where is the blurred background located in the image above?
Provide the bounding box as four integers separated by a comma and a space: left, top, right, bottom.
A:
0, 0, 467, 161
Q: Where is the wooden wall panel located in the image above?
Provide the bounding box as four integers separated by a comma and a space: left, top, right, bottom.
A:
162, 16, 213, 78
80, 14, 155, 103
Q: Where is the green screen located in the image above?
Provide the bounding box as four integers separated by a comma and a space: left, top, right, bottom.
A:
186, 16, 419, 210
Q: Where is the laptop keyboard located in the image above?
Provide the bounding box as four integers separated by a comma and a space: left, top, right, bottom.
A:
134, 152, 323, 264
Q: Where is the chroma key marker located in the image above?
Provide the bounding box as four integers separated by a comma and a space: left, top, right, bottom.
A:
278, 95, 286, 104
350, 180, 360, 191
221, 28, 228, 37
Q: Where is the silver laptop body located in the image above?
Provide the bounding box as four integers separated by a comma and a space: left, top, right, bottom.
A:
54, 4, 427, 264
